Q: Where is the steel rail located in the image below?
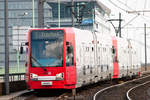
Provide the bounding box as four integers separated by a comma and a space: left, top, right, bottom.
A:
93, 74, 150, 100
126, 81, 150, 100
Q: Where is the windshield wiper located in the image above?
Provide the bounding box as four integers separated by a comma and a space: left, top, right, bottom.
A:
30, 56, 47, 71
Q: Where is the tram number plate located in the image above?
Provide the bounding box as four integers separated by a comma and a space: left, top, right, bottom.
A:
41, 81, 52, 86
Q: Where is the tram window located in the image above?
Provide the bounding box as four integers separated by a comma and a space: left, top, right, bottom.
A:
87, 65, 90, 69
90, 66, 93, 74
86, 47, 89, 52
92, 47, 94, 51
83, 66, 86, 75
98, 47, 100, 51
66, 42, 74, 66
101, 65, 103, 72
115, 56, 118, 62
107, 65, 109, 70
112, 47, 116, 54
96, 23, 98, 29
113, 56, 118, 63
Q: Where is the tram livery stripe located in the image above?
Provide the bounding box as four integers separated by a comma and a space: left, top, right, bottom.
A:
112, 37, 119, 78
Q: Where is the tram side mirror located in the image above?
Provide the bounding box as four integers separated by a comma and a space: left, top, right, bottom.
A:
112, 48, 115, 54
25, 42, 29, 46
67, 46, 72, 54
66, 41, 69, 45
20, 46, 24, 54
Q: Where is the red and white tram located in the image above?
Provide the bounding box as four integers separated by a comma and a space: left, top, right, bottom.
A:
25, 28, 141, 90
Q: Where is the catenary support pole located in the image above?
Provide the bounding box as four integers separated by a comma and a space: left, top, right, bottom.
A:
38, 0, 44, 28
32, 0, 35, 27
58, 0, 60, 27
71, 0, 74, 27
4, 0, 9, 95
119, 13, 122, 37
144, 23, 147, 71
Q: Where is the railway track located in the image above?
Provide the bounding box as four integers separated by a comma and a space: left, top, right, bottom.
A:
12, 72, 150, 100
13, 89, 69, 100
12, 80, 117, 100
127, 81, 150, 100
93, 75, 150, 100
59, 78, 133, 100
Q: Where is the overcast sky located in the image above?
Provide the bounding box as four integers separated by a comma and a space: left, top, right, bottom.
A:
100, 0, 150, 63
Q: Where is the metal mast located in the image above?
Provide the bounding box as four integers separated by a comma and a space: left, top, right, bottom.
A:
71, 0, 74, 27
4, 0, 9, 95
38, 0, 44, 28
144, 23, 147, 71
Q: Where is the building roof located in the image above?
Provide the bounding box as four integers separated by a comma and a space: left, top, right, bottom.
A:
96, 0, 111, 15
46, 0, 111, 15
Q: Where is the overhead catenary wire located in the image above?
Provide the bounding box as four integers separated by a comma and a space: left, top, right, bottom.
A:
116, 0, 133, 10
109, 0, 150, 29
108, 0, 140, 28
143, 0, 147, 15
108, 0, 127, 13
109, 0, 150, 18
141, 16, 150, 23
122, 15, 139, 29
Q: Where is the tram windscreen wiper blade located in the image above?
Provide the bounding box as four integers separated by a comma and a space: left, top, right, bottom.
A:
30, 56, 47, 71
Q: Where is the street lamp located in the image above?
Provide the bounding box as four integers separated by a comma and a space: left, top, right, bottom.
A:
17, 12, 28, 72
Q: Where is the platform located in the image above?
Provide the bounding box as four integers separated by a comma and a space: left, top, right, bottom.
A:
0, 90, 27, 100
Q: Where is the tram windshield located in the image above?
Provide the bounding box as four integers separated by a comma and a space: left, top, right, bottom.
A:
30, 30, 64, 67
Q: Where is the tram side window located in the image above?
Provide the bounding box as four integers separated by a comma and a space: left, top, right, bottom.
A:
112, 46, 116, 54
66, 42, 74, 66
112, 46, 118, 63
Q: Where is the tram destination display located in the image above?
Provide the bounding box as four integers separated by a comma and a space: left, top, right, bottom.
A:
31, 30, 64, 40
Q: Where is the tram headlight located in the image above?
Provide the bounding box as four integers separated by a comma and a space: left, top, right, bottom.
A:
56, 73, 64, 80
30, 73, 38, 80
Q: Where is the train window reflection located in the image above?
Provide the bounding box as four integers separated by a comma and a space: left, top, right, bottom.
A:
30, 30, 64, 67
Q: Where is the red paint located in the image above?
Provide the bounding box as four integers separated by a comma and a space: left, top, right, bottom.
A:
26, 28, 76, 89
138, 72, 141, 77
112, 37, 119, 78
64, 28, 76, 88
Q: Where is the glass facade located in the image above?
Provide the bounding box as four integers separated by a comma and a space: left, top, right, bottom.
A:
47, 1, 95, 29
0, 0, 51, 68
0, 0, 110, 71
46, 0, 108, 30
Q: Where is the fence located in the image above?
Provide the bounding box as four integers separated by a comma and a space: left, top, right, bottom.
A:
0, 73, 26, 82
